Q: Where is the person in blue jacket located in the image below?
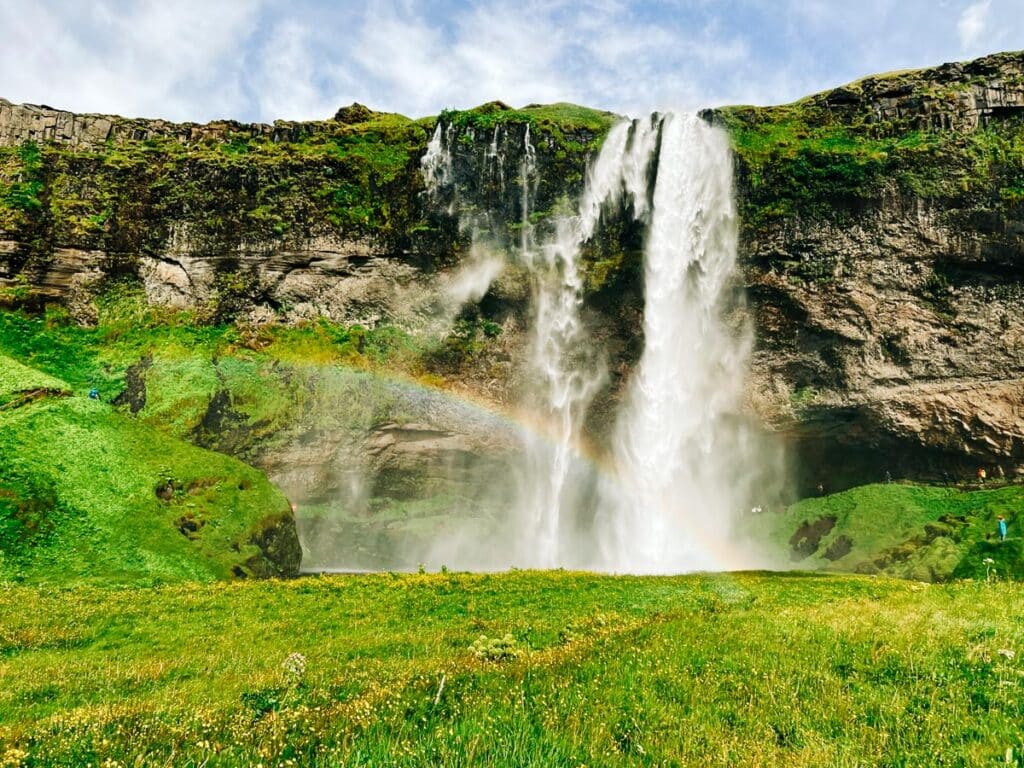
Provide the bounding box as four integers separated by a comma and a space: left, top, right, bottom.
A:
998, 516, 1008, 542
88, 387, 100, 400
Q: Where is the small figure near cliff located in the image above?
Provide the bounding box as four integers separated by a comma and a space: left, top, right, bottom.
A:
885, 470, 892, 484
998, 516, 1008, 542
977, 467, 987, 484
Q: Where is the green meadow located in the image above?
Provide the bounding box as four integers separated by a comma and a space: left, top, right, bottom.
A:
2, 572, 1023, 767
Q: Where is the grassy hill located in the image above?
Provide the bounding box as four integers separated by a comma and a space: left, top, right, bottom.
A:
0, 352, 299, 585
1, 571, 1022, 766
745, 482, 1024, 582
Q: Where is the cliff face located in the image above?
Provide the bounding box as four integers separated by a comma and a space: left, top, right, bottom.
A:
712, 50, 1024, 487
0, 99, 609, 328
1, 52, 1022, 491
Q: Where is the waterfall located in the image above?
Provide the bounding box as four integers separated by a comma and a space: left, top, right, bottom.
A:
422, 123, 452, 196
599, 112, 748, 573
418, 112, 753, 573
514, 120, 604, 567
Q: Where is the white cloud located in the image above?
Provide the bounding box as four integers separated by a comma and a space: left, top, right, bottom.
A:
252, 20, 337, 121
0, 0, 263, 121
958, 0, 992, 50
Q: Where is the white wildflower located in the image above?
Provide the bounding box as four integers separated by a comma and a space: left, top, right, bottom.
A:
282, 652, 307, 682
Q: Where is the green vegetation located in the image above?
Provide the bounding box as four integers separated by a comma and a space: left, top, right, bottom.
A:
0, 391, 294, 585
0, 353, 67, 405
2, 572, 1022, 765
0, 288, 449, 401
747, 482, 1024, 582
440, 101, 616, 140
719, 104, 1024, 228
0, 298, 310, 585
715, 58, 1024, 231
0, 102, 617, 297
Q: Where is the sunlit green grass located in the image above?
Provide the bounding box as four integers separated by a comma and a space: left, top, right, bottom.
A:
0, 394, 292, 585
0, 323, 296, 585
0, 354, 68, 405
1, 571, 1022, 766
747, 483, 1024, 582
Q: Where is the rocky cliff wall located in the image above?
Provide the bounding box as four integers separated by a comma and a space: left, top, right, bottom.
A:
1, 53, 1023, 490
711, 50, 1024, 487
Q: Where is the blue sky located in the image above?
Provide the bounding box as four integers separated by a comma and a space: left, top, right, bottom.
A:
1, 0, 1022, 123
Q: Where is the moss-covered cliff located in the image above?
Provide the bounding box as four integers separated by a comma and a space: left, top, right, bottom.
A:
709, 51, 1024, 488
0, 99, 613, 320
1, 51, 1023, 492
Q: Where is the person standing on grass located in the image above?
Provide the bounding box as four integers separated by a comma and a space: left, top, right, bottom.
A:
998, 516, 1008, 542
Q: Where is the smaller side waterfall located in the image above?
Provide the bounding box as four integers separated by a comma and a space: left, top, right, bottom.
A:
422, 123, 453, 198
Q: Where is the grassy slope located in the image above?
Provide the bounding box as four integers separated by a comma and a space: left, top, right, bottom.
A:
0, 349, 295, 585
746, 483, 1024, 582
0, 354, 67, 401
0, 296, 465, 404
1, 572, 1022, 766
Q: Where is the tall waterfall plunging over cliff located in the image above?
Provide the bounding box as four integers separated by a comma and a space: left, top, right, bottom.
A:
420, 112, 754, 573
598, 113, 749, 572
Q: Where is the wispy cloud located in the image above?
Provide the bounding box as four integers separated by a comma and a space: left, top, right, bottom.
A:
0, 0, 263, 120
958, 0, 992, 50
0, 0, 1021, 123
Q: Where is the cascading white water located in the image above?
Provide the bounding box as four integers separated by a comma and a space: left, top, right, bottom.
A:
418, 111, 754, 573
422, 123, 452, 194
599, 112, 748, 573
515, 119, 605, 567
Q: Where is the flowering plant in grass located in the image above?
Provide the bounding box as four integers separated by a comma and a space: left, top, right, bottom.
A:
282, 652, 307, 684
469, 633, 520, 662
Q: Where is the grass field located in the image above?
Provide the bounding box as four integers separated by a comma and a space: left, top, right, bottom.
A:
2, 571, 1023, 767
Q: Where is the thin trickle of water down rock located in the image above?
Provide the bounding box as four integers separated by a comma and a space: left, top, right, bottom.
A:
421, 113, 757, 573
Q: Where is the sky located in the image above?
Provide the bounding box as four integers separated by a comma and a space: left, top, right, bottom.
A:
0, 0, 1022, 123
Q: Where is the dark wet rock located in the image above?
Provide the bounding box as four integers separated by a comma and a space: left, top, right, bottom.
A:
246, 512, 303, 578
789, 515, 838, 560
112, 355, 152, 414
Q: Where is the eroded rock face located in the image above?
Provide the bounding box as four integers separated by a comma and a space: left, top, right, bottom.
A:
807, 52, 1024, 132
744, 178, 1024, 486
0, 97, 304, 148
137, 228, 429, 326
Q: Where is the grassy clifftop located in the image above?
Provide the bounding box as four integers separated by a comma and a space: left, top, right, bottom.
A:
711, 50, 1024, 230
